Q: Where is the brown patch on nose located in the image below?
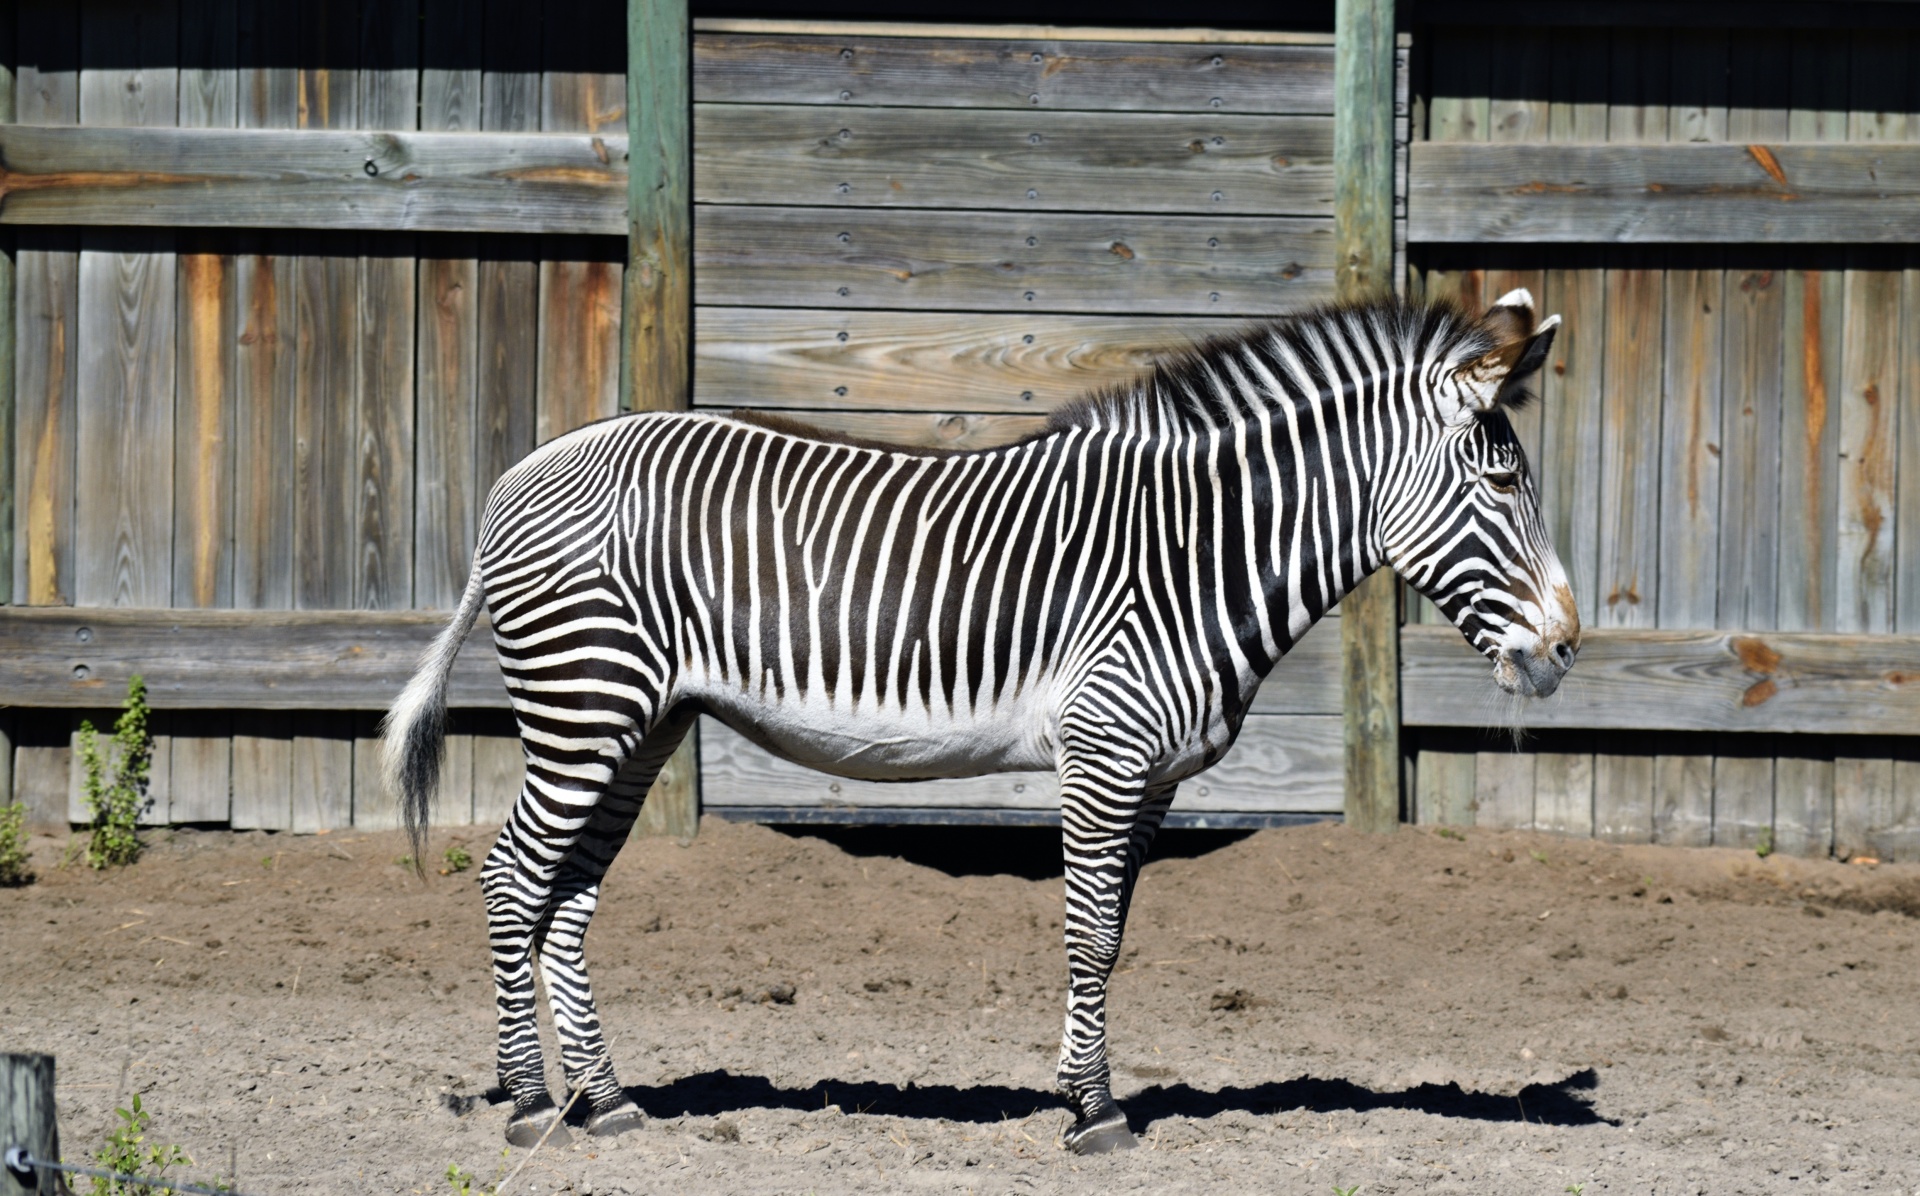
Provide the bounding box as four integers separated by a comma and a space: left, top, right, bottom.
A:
1554, 583, 1582, 648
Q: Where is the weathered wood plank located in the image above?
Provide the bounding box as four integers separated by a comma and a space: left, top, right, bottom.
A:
693, 33, 1336, 113
1473, 750, 1535, 830
229, 710, 291, 831
692, 307, 1224, 413
1712, 739, 1774, 849
471, 732, 525, 825
1902, 252, 1920, 635
1537, 262, 1605, 623
13, 231, 78, 605
294, 238, 358, 611
1533, 735, 1594, 837
1773, 753, 1833, 857
1656, 263, 1723, 628
699, 713, 1343, 812
12, 733, 71, 827
1425, 26, 1489, 144
355, 245, 416, 610
168, 713, 232, 823
544, 0, 626, 137
0, 126, 629, 234
1608, 26, 1670, 143
474, 243, 538, 524
1726, 28, 1790, 143
1651, 751, 1713, 847
1888, 757, 1920, 863
75, 233, 176, 608
723, 410, 1050, 452
180, 0, 238, 131
536, 249, 623, 441
1717, 266, 1783, 630
1401, 624, 1920, 735
351, 712, 401, 831
422, 0, 481, 133
1408, 143, 1920, 242
1597, 253, 1661, 627
1835, 260, 1899, 634
692, 19, 1340, 46
1592, 752, 1652, 843
0, 19, 15, 608
695, 207, 1333, 315
173, 244, 235, 608
1667, 28, 1728, 145
1833, 755, 1893, 862
1777, 261, 1844, 631
291, 712, 353, 833
695, 105, 1332, 215
1414, 747, 1475, 826
230, 239, 297, 609
414, 249, 479, 609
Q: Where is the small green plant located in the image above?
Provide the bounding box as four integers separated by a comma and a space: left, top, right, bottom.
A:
0, 801, 33, 885
91, 1093, 191, 1196
440, 844, 473, 875
445, 1163, 476, 1195
78, 675, 153, 870
396, 853, 416, 870
1755, 826, 1775, 859
1566, 1185, 1587, 1195
1334, 1186, 1360, 1196
1529, 849, 1549, 864
1434, 826, 1465, 841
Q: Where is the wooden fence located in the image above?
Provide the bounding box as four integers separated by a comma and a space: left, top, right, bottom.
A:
0, 3, 1915, 858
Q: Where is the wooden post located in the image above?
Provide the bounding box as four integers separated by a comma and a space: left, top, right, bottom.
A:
623, 0, 699, 839
1335, 0, 1402, 834
2, 1053, 61, 1196
0, 14, 16, 609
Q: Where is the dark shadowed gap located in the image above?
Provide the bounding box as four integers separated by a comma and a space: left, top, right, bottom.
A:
770, 825, 1257, 880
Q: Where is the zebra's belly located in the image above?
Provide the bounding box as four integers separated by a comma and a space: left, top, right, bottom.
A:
691, 685, 1057, 781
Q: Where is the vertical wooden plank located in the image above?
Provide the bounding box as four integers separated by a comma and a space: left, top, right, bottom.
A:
1487, 27, 1548, 144
0, 11, 15, 607
229, 711, 290, 831
1887, 756, 1920, 863
1712, 739, 1774, 850
1666, 27, 1728, 144
415, 249, 479, 609
1834, 261, 1898, 635
471, 732, 525, 826
291, 713, 352, 833
14, 3, 79, 606
1652, 751, 1712, 846
1901, 249, 1920, 635
1473, 749, 1534, 830
1718, 267, 1783, 630
1425, 26, 1489, 144
1774, 754, 1834, 858
1336, 0, 1400, 836
179, 0, 237, 130
1592, 749, 1652, 843
354, 0, 417, 614
1726, 28, 1790, 143
167, 714, 232, 823
423, 0, 482, 132
351, 712, 400, 830
1414, 745, 1475, 827
1653, 263, 1725, 629
1833, 755, 1894, 863
174, 242, 234, 609
12, 728, 71, 828
1597, 254, 1662, 628
293, 233, 359, 612
1533, 735, 1594, 838
0, 719, 11, 828
1606, 27, 1669, 143
1538, 261, 1604, 623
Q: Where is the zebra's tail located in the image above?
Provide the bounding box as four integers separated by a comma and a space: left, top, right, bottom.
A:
382, 560, 488, 874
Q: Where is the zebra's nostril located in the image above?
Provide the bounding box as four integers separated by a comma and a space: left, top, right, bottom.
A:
1552, 640, 1575, 669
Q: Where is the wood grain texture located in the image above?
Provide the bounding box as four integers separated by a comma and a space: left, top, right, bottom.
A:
230, 240, 296, 609
173, 244, 235, 608
1592, 753, 1652, 843
0, 126, 629, 234
1887, 758, 1920, 862
12, 739, 72, 827
1774, 752, 1834, 857
229, 710, 291, 831
1833, 755, 1893, 862
1598, 255, 1662, 628
719, 410, 1050, 451
1778, 265, 1843, 631
699, 713, 1343, 812
1414, 748, 1475, 826
351, 712, 401, 830
356, 246, 416, 611
1902, 255, 1920, 634
694, 33, 1336, 113
168, 712, 233, 823
692, 307, 1224, 413
471, 732, 525, 825
75, 235, 176, 608
1656, 264, 1723, 628
1711, 741, 1775, 849
1533, 736, 1594, 837
294, 241, 358, 611
1400, 623, 1920, 735
474, 244, 538, 522
414, 249, 479, 609
1408, 143, 1920, 242
1835, 261, 1899, 634
0, 607, 511, 710
1718, 267, 1783, 629
695, 207, 1333, 315
13, 233, 78, 605
694, 105, 1332, 216
626, 0, 693, 419
1651, 752, 1713, 847
1473, 750, 1535, 829
1538, 264, 1604, 623
291, 713, 353, 833
536, 252, 623, 441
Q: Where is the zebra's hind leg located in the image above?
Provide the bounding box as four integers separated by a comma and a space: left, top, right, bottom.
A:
480, 816, 573, 1148
1055, 768, 1177, 1155
537, 709, 697, 1140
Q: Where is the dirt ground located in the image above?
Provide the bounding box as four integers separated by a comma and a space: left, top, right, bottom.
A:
3, 816, 1918, 1196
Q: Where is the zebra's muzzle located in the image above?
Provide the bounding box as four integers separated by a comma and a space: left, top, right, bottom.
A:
1498, 642, 1571, 698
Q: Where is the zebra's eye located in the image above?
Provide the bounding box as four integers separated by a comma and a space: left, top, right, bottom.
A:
1485, 471, 1519, 493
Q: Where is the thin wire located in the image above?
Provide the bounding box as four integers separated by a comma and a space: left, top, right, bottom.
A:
494, 1040, 622, 1196
5, 1148, 257, 1196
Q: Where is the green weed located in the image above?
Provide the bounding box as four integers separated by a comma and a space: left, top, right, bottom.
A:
440, 844, 473, 875
0, 801, 32, 885
1529, 850, 1549, 864
396, 854, 416, 870
1334, 1186, 1360, 1196
1566, 1185, 1587, 1195
90, 1093, 191, 1196
78, 676, 153, 870
1755, 827, 1775, 859
1434, 826, 1465, 841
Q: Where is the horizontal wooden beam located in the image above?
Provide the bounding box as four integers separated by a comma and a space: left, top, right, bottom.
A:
0, 606, 507, 710
0, 125, 627, 234
4, 608, 1914, 737
1410, 143, 1920, 242
1400, 624, 1920, 736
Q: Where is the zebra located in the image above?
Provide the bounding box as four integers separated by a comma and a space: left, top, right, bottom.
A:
383, 290, 1579, 1155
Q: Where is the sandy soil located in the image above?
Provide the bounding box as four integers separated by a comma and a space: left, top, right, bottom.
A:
3, 817, 1918, 1195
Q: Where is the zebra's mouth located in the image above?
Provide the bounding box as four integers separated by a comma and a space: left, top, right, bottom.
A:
1493, 643, 1570, 698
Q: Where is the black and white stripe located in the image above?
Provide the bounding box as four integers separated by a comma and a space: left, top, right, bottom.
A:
383, 291, 1580, 1152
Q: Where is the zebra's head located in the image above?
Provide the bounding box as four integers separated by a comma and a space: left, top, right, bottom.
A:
1383, 289, 1581, 698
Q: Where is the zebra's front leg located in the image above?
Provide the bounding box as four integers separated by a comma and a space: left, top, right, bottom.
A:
535, 713, 693, 1139
1055, 768, 1176, 1155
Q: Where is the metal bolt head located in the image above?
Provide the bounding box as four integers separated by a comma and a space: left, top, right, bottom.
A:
363, 159, 379, 176
1031, 51, 1043, 63
76, 626, 93, 643
839, 89, 852, 100
836, 330, 849, 342
1022, 334, 1035, 344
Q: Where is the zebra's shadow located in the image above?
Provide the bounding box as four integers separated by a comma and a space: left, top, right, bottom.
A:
605, 1067, 1613, 1129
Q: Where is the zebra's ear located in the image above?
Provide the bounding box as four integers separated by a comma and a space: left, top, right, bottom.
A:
1459, 304, 1561, 413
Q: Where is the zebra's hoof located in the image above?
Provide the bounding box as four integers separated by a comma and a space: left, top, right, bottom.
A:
1062, 1107, 1137, 1155
505, 1098, 571, 1148
586, 1101, 646, 1138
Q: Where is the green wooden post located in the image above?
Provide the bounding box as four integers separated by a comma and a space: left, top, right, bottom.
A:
1335, 0, 1402, 834
623, 0, 699, 839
